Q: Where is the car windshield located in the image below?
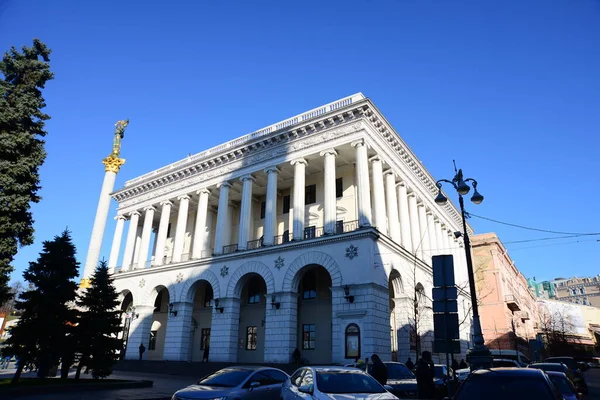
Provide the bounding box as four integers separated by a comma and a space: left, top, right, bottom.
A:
367, 363, 414, 380
198, 368, 252, 387
456, 374, 553, 400
546, 358, 577, 370
492, 361, 516, 368
548, 375, 575, 395
530, 364, 564, 373
316, 371, 386, 394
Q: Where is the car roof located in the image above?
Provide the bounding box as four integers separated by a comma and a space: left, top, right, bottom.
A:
530, 363, 566, 367
493, 359, 517, 362
546, 357, 574, 361
472, 368, 545, 377
221, 366, 284, 372
306, 366, 368, 372
545, 371, 568, 378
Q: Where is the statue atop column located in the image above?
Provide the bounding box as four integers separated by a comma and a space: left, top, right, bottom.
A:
103, 119, 129, 174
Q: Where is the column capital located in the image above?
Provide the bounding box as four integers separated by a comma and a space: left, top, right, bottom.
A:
129, 210, 141, 217
441, 224, 449, 232
177, 194, 191, 201
397, 180, 409, 189
417, 201, 426, 208
319, 149, 338, 157
368, 154, 384, 164
144, 206, 156, 212
291, 158, 308, 166
196, 188, 211, 196
264, 165, 281, 174
407, 191, 417, 199
217, 181, 232, 189
426, 209, 433, 216
160, 200, 173, 207
383, 169, 396, 178
239, 174, 256, 182
115, 215, 127, 221
351, 139, 366, 148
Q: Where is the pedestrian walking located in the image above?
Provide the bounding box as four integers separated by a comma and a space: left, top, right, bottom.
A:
370, 354, 388, 386
138, 343, 146, 361
202, 345, 210, 362
416, 351, 435, 399
292, 348, 301, 365
405, 357, 414, 370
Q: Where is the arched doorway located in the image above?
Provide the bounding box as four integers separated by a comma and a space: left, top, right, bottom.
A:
148, 286, 169, 360
296, 265, 332, 364
237, 273, 267, 363
189, 280, 214, 361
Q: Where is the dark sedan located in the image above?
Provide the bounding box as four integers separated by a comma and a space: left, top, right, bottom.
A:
350, 361, 418, 398
546, 371, 581, 400
171, 366, 289, 400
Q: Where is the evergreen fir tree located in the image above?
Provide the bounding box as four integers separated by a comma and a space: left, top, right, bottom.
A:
0, 39, 54, 306
5, 230, 79, 383
75, 260, 123, 379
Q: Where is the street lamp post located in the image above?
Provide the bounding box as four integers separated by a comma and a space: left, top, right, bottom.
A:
435, 166, 492, 370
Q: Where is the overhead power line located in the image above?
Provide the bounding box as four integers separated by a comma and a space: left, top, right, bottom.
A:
468, 213, 600, 236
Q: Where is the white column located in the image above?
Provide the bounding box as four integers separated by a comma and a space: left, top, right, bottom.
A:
352, 140, 372, 227
137, 206, 156, 269
407, 193, 421, 257
121, 211, 140, 271
417, 202, 430, 260
192, 189, 210, 258
291, 159, 307, 240
370, 155, 387, 234
205, 209, 215, 252
214, 182, 231, 255
154, 201, 172, 266
321, 150, 337, 234
132, 226, 143, 266
172, 195, 190, 263
426, 210, 437, 258
163, 301, 195, 361
434, 218, 444, 255
397, 181, 412, 252
124, 305, 153, 360
107, 215, 126, 273
385, 171, 401, 243
238, 175, 254, 250
263, 166, 280, 246
442, 225, 451, 255
82, 169, 119, 280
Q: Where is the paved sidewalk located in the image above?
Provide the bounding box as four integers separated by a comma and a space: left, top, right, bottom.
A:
0, 367, 197, 400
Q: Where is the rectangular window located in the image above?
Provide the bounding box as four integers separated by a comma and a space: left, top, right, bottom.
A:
200, 328, 211, 350
304, 226, 316, 240
246, 326, 257, 350
336, 220, 344, 234
336, 178, 343, 198
305, 184, 316, 205
283, 195, 291, 214
260, 201, 266, 219
149, 330, 157, 351
303, 324, 316, 350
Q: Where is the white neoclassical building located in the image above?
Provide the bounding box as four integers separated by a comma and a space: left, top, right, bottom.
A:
86, 93, 474, 365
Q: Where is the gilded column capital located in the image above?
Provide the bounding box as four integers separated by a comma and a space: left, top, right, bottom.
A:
79, 278, 92, 289
102, 155, 126, 173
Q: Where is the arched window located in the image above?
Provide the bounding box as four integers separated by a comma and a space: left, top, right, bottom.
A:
302, 271, 317, 300
203, 284, 214, 308
345, 323, 361, 359
247, 276, 262, 304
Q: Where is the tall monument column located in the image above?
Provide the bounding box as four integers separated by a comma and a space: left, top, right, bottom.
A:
81, 120, 129, 287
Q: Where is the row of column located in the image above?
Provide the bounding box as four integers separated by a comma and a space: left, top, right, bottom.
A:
107, 140, 465, 272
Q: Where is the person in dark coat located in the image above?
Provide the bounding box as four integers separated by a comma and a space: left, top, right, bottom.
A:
459, 359, 468, 369
292, 348, 301, 365
202, 345, 210, 362
370, 354, 388, 386
416, 351, 435, 399
138, 343, 146, 361
405, 357, 415, 370
452, 357, 459, 376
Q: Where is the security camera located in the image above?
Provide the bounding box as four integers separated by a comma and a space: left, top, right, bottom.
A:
454, 231, 463, 239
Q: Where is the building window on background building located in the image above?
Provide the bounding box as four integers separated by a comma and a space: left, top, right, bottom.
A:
200, 328, 210, 349
345, 323, 361, 359
580, 287, 585, 294
260, 201, 266, 219
336, 178, 343, 198
283, 195, 291, 214
246, 326, 257, 350
302, 271, 317, 300
149, 330, 157, 351
305, 184, 316, 204
303, 324, 316, 350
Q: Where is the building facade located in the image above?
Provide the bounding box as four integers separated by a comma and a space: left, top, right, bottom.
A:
527, 278, 556, 300
554, 275, 600, 307
89, 94, 473, 364
471, 233, 538, 355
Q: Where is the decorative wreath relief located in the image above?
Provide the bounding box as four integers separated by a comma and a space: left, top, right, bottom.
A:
345, 244, 358, 260
175, 272, 184, 283
274, 256, 285, 270
138, 278, 146, 288
220, 265, 229, 278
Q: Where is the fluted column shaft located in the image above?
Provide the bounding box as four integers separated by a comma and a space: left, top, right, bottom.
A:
172, 195, 190, 263
137, 206, 156, 268
192, 189, 210, 259
214, 182, 231, 254
407, 193, 421, 257
385, 171, 400, 242
154, 201, 172, 265
291, 159, 307, 240
426, 210, 437, 257
263, 166, 279, 246
417, 203, 430, 260
397, 182, 412, 252
321, 150, 337, 234
370, 156, 387, 234
434, 219, 444, 255
238, 175, 254, 249
442, 226, 451, 256
122, 211, 140, 271
108, 215, 126, 273
352, 140, 372, 227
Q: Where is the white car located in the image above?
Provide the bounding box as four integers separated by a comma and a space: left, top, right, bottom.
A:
281, 366, 399, 399
456, 367, 470, 383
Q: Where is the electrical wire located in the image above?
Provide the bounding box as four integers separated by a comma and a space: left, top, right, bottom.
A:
502, 234, 600, 244
505, 238, 598, 251
468, 213, 600, 236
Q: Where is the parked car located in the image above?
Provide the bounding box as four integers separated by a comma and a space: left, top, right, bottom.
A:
346, 361, 418, 398
546, 371, 582, 400
491, 358, 521, 368
528, 362, 575, 382
455, 367, 470, 383
281, 366, 399, 399
544, 357, 588, 395
452, 368, 563, 400
488, 349, 531, 367
170, 366, 289, 400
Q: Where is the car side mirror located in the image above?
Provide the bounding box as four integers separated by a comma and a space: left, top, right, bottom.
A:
298, 384, 313, 394
249, 381, 260, 390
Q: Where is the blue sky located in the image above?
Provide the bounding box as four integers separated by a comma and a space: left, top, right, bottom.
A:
1, 0, 599, 283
